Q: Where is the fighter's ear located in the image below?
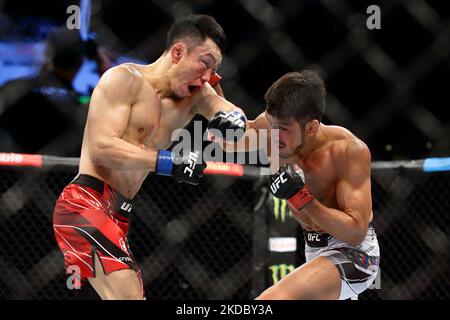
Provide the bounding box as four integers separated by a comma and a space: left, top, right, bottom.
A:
171, 43, 185, 64
305, 119, 320, 136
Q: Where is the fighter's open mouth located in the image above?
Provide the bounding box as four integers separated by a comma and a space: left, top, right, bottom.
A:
188, 85, 199, 94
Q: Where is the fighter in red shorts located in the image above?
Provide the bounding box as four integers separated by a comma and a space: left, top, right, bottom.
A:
53, 15, 246, 299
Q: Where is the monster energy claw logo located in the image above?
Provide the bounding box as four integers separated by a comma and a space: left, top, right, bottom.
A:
269, 264, 295, 284
272, 197, 290, 222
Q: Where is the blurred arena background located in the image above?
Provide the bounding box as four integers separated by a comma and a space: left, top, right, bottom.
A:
0, 0, 449, 300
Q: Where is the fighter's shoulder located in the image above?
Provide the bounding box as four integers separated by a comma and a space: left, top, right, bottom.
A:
330, 126, 371, 167
98, 63, 145, 97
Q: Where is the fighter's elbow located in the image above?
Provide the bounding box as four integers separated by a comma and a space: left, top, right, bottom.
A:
347, 224, 367, 246
90, 140, 109, 165
90, 139, 124, 167
347, 233, 365, 246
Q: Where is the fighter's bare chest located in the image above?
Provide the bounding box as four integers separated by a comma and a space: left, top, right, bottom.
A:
124, 99, 194, 149
303, 169, 336, 204
289, 158, 338, 230
296, 152, 338, 204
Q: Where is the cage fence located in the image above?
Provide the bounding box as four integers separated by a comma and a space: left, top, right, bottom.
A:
0, 156, 448, 300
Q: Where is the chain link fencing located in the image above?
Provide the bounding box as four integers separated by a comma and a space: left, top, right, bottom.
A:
0, 165, 259, 300
368, 169, 449, 299
0, 0, 449, 300
252, 167, 450, 300
0, 0, 449, 159
0, 160, 449, 299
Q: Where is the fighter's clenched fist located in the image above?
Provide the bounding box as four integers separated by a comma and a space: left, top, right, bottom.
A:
269, 164, 315, 211
156, 149, 207, 185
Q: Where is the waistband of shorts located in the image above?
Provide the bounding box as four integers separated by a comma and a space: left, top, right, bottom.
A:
304, 222, 374, 248
70, 174, 133, 215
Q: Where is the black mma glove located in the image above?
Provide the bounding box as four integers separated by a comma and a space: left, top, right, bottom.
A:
207, 111, 247, 142
155, 150, 207, 185
269, 164, 315, 210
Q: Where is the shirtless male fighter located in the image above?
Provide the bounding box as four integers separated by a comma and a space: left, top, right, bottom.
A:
206, 70, 380, 300
53, 14, 246, 300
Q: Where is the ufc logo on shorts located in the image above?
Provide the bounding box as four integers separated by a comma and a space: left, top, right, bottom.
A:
184, 151, 199, 177
220, 112, 245, 129
270, 172, 287, 193
307, 233, 320, 242
120, 202, 132, 212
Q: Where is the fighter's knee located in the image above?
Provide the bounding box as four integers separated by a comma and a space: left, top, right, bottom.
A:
88, 272, 144, 300
102, 287, 144, 300
117, 291, 144, 300
255, 287, 290, 300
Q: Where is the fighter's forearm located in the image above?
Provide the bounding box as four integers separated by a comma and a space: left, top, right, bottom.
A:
213, 83, 224, 98
217, 123, 262, 153
90, 137, 158, 171
207, 94, 245, 117
195, 86, 244, 120
302, 200, 367, 246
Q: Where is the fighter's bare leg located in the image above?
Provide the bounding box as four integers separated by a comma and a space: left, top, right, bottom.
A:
87, 253, 144, 300
256, 256, 341, 300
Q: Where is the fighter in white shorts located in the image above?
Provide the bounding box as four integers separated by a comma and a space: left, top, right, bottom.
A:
203, 70, 381, 299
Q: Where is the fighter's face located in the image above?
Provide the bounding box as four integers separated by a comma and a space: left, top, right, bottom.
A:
172, 38, 222, 98
266, 112, 305, 159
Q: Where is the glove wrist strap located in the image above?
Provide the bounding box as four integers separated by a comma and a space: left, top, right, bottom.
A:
287, 185, 315, 211
156, 150, 174, 176
208, 72, 222, 86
